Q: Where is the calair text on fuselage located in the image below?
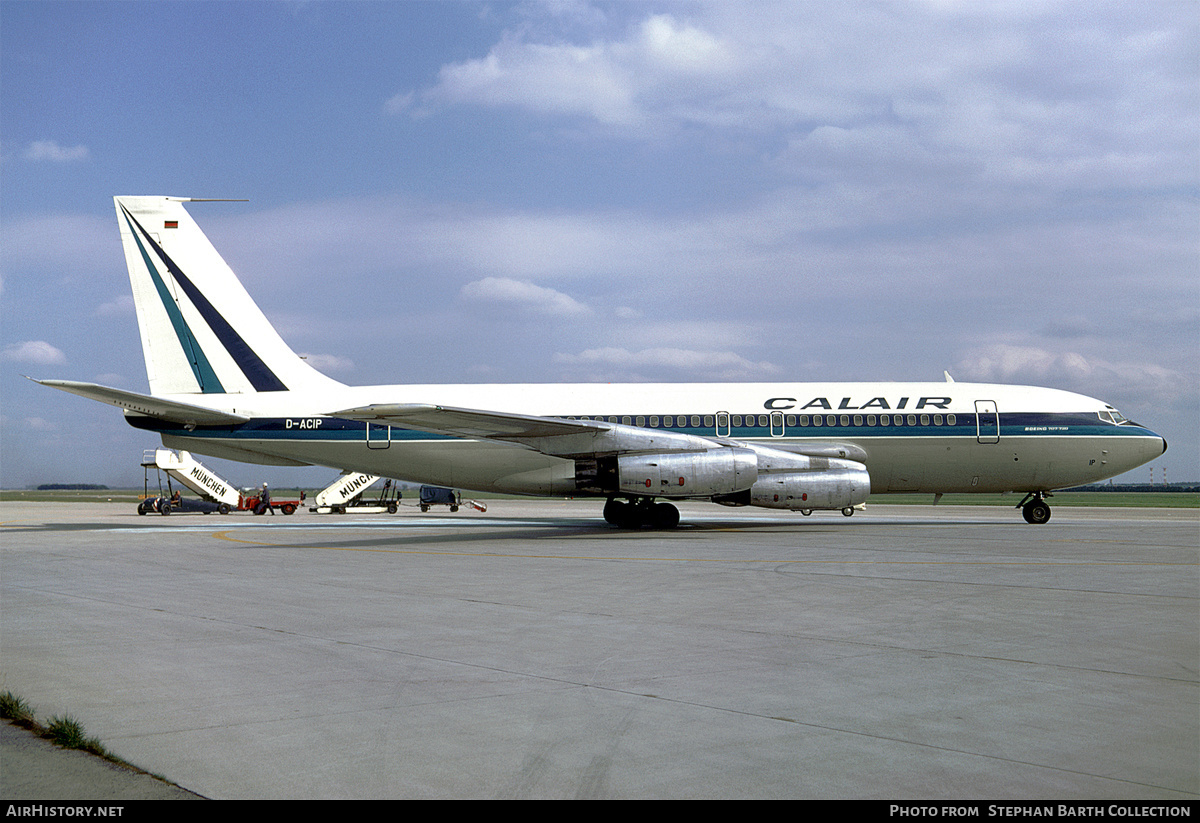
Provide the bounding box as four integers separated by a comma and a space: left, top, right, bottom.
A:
764, 396, 953, 411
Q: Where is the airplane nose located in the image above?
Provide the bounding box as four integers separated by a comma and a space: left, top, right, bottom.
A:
1135, 423, 1168, 455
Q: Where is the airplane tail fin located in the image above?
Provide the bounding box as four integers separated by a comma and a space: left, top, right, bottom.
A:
114, 196, 343, 396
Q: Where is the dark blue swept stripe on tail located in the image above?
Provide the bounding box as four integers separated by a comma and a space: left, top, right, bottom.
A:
122, 207, 288, 392
121, 211, 225, 393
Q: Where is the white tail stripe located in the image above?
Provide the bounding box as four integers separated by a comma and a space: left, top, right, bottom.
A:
115, 196, 345, 396
122, 206, 288, 392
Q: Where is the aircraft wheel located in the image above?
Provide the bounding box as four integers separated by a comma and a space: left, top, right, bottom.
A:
603, 498, 626, 526
1023, 501, 1051, 524
620, 505, 647, 529
603, 498, 646, 528
841, 507, 855, 517
650, 502, 680, 530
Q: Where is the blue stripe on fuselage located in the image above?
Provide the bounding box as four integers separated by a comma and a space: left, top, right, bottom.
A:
126, 412, 1159, 443
127, 415, 455, 441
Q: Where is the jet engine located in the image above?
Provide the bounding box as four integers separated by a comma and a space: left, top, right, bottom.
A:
712, 447, 870, 512
742, 466, 870, 510
576, 448, 759, 497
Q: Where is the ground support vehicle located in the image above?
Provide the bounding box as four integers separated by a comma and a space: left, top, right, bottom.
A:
309, 473, 403, 514
138, 493, 229, 516
238, 489, 303, 515
418, 486, 487, 513
139, 452, 232, 515
138, 448, 301, 515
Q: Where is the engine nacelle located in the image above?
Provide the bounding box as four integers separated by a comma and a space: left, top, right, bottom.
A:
576, 448, 758, 497
745, 465, 871, 511
710, 445, 871, 511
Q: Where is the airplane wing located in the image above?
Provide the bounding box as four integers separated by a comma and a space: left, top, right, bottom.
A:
32, 378, 251, 426
330, 403, 607, 439
328, 402, 727, 458
330, 402, 871, 464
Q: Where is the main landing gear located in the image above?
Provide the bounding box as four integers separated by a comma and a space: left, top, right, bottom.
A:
1016, 492, 1052, 524
603, 497, 681, 529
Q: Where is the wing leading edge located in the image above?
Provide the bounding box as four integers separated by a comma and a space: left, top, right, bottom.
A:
329, 401, 869, 463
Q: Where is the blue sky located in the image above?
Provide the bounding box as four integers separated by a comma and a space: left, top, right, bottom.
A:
2, 0, 1196, 489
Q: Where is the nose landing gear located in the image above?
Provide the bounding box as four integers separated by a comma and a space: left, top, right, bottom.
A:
1017, 492, 1052, 524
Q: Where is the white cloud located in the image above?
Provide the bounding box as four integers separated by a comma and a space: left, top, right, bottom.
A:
624, 319, 765, 352
400, 3, 1197, 194
209, 197, 659, 284
954, 344, 1184, 404
95, 295, 134, 317
424, 39, 637, 126
407, 13, 742, 131
1, 340, 67, 365
461, 277, 590, 316
636, 14, 732, 74
554, 346, 778, 380
0, 212, 113, 275
383, 91, 415, 116
298, 353, 355, 374
24, 140, 89, 163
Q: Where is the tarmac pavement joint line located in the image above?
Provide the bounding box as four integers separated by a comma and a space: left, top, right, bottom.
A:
209, 529, 1196, 566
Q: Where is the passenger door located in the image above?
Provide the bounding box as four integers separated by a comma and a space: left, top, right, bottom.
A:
975, 400, 999, 444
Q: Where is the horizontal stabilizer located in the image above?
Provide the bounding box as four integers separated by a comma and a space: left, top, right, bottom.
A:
32, 378, 250, 426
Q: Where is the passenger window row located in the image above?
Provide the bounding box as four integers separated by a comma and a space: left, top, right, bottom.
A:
560, 413, 959, 428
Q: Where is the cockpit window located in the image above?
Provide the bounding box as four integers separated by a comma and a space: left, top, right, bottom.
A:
1099, 410, 1128, 425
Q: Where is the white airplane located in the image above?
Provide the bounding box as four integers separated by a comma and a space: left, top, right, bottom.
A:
35, 196, 1167, 527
